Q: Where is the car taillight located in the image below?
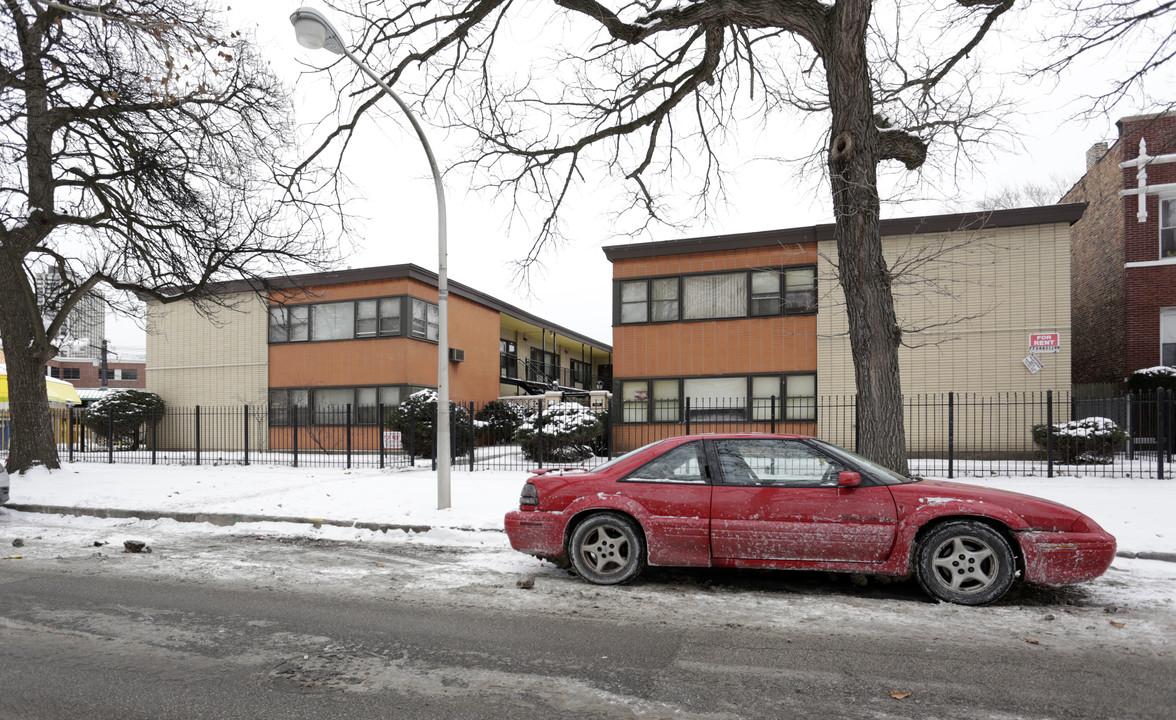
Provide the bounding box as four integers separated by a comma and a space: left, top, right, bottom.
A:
519, 482, 538, 507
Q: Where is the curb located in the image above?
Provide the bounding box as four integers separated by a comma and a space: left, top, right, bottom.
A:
3, 503, 503, 536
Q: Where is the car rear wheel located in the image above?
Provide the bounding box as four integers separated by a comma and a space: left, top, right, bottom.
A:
915, 521, 1016, 606
568, 512, 645, 585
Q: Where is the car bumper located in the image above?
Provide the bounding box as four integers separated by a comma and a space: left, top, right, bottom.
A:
1018, 530, 1117, 586
504, 510, 567, 561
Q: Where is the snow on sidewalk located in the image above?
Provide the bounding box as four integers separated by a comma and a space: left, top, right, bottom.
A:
5, 462, 1174, 556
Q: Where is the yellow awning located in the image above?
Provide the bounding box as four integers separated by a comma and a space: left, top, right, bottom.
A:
0, 371, 82, 406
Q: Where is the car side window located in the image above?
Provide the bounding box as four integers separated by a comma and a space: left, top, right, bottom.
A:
624, 442, 707, 484
714, 439, 846, 487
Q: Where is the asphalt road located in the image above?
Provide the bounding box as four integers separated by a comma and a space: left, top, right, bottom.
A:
1, 538, 1173, 720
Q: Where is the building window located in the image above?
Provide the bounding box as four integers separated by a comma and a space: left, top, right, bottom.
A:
620, 280, 648, 323
120, 369, 139, 381
62, 367, 81, 380
528, 348, 559, 384
411, 298, 439, 341
500, 340, 518, 379
269, 385, 418, 426
356, 300, 379, 338
784, 374, 817, 420
652, 379, 680, 422
379, 298, 402, 336
784, 268, 818, 314
651, 278, 679, 321
684, 376, 748, 420
311, 301, 355, 341
1162, 198, 1176, 259
268, 305, 309, 343
49, 366, 60, 378
621, 380, 649, 422
683, 273, 747, 319
268, 388, 309, 426
1162, 307, 1176, 366
571, 359, 591, 389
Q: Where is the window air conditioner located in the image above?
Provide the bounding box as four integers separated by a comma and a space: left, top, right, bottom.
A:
448, 348, 465, 362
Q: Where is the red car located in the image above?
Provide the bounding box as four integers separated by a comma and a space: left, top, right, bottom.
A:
504, 434, 1117, 605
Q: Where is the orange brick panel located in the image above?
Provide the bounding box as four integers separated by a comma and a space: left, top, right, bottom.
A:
614, 316, 817, 377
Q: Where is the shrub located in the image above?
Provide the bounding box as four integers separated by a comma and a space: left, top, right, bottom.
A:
475, 400, 529, 444
514, 402, 603, 463
1126, 366, 1176, 394
1032, 416, 1127, 464
80, 389, 165, 451
385, 390, 472, 460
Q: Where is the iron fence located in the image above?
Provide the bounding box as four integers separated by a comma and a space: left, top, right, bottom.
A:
1, 389, 1171, 478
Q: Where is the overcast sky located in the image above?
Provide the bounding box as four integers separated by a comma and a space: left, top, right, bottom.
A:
106, 1, 1164, 356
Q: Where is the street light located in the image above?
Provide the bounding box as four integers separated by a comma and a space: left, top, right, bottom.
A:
290, 6, 452, 510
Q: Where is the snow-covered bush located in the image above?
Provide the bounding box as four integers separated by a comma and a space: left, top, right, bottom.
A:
1032, 416, 1127, 464
475, 400, 529, 443
385, 389, 472, 460
80, 389, 165, 451
1126, 366, 1176, 394
514, 402, 603, 463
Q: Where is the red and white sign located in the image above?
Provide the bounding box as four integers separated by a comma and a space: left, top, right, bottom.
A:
382, 431, 403, 450
1029, 333, 1061, 353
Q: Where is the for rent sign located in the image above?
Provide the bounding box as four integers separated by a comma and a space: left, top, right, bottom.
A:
1029, 332, 1061, 353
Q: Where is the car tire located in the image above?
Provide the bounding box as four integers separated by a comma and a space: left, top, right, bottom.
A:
915, 521, 1016, 606
568, 512, 645, 585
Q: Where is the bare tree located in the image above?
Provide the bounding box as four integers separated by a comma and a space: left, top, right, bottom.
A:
971, 175, 1075, 210
293, 0, 1018, 472
0, 1, 335, 473
1035, 0, 1176, 115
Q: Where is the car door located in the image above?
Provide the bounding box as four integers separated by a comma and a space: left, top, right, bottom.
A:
617, 440, 713, 567
707, 438, 898, 563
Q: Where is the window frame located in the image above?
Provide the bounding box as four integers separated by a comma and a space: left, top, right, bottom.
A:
500, 339, 519, 379
1161, 196, 1176, 259
615, 373, 818, 424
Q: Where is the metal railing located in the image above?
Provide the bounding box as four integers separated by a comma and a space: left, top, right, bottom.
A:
1, 389, 1171, 478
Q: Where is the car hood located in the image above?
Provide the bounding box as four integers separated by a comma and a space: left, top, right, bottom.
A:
892, 479, 1091, 532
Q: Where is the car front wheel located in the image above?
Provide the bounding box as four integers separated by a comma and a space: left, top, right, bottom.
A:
915, 521, 1016, 606
568, 512, 645, 585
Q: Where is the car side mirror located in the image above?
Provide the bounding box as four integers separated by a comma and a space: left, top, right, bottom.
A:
838, 471, 862, 488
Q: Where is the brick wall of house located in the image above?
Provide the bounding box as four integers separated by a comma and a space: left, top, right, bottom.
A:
47, 359, 147, 389
1118, 114, 1176, 374
1062, 136, 1125, 384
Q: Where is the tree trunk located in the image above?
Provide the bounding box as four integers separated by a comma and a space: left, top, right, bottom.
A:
823, 0, 909, 474
0, 254, 61, 473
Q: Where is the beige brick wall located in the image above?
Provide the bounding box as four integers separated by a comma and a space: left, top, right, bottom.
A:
817, 222, 1072, 448
146, 292, 269, 409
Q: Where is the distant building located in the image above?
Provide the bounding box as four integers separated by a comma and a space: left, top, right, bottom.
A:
1063, 111, 1176, 386
35, 272, 106, 360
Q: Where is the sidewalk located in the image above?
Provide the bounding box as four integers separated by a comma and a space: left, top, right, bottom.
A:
4, 462, 1174, 560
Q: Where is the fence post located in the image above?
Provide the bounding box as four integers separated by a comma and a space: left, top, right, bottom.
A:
947, 392, 955, 479
1046, 390, 1054, 478
107, 406, 114, 464
685, 397, 691, 435
770, 395, 777, 434
853, 395, 860, 453
536, 401, 545, 470
194, 405, 201, 466
346, 403, 352, 470
469, 401, 475, 472
1127, 392, 1135, 461
1159, 388, 1167, 480
378, 402, 386, 470
68, 406, 75, 463
151, 408, 158, 466
243, 405, 250, 466
292, 405, 299, 469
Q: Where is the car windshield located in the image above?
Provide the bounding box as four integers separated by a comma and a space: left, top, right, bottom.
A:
807, 440, 919, 485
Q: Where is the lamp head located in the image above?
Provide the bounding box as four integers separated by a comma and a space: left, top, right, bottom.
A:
290, 6, 345, 55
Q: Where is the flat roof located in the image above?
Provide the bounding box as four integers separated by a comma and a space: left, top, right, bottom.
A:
206, 264, 611, 352
602, 203, 1088, 261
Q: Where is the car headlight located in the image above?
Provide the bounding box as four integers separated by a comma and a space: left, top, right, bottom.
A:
1070, 514, 1102, 533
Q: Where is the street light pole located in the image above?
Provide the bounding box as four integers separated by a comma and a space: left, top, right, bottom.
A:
290, 6, 451, 509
